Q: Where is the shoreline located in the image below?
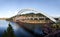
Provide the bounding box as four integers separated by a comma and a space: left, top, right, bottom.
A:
0, 18, 8, 20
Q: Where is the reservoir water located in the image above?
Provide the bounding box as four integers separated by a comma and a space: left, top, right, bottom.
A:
0, 20, 44, 37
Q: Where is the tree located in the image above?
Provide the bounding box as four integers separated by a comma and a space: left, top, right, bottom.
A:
2, 30, 7, 37
7, 23, 16, 37
2, 23, 16, 37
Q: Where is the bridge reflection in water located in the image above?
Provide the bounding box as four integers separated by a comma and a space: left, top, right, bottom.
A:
16, 20, 51, 37
0, 20, 46, 37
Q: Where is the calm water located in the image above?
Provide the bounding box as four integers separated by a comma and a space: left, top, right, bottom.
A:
0, 20, 44, 37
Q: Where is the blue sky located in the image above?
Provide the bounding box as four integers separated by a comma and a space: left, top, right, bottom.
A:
0, 0, 60, 18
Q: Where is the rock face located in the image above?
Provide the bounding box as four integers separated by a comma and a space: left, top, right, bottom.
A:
45, 30, 60, 37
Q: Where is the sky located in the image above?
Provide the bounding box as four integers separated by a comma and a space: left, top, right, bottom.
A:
0, 0, 60, 18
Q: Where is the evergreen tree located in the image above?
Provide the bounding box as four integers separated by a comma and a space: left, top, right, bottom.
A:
2, 23, 16, 37
7, 23, 16, 37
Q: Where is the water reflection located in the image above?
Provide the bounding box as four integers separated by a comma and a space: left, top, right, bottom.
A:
0, 20, 44, 37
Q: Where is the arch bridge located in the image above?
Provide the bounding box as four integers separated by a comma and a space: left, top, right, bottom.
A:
13, 8, 57, 24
